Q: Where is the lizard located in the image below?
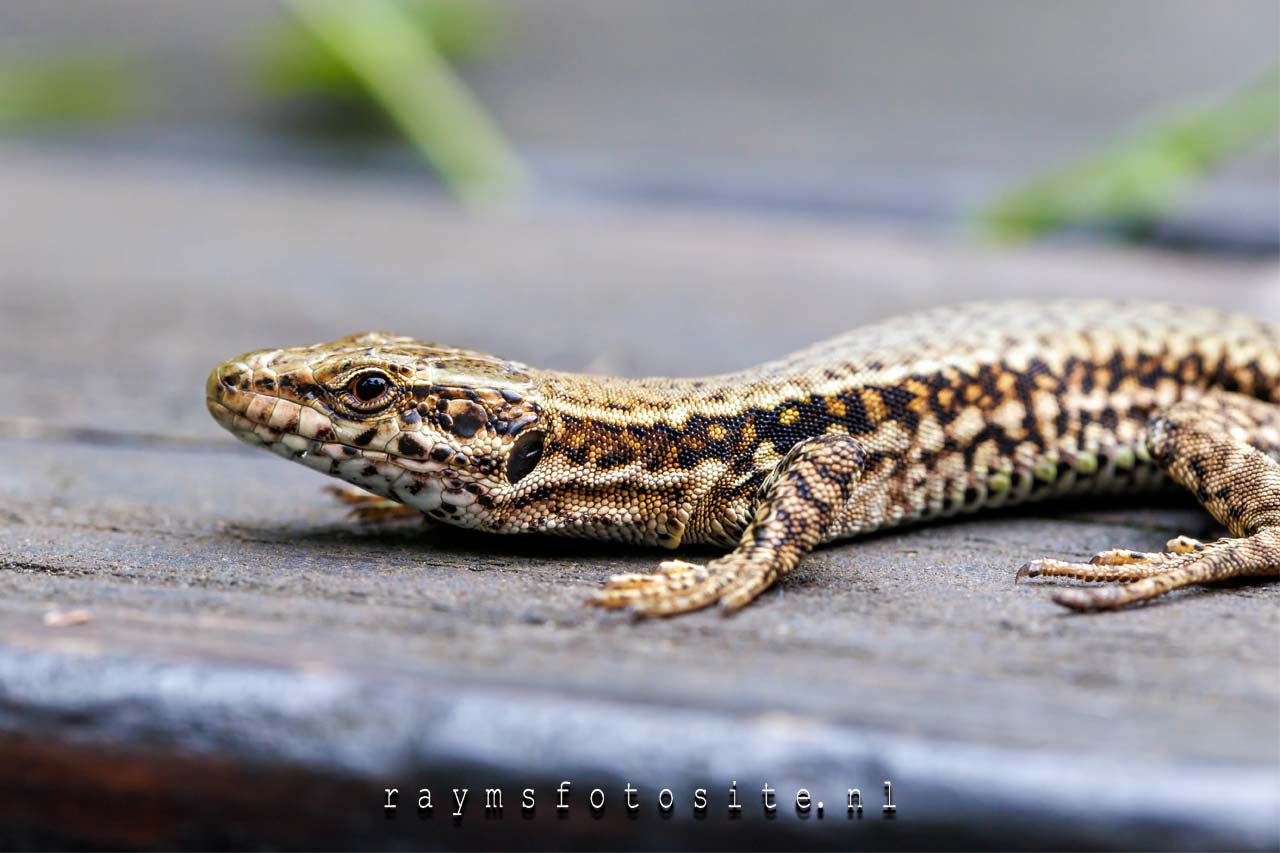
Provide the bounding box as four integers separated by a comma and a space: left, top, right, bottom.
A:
206, 301, 1280, 617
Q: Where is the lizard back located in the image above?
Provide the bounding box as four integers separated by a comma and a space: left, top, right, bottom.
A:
534, 301, 1280, 544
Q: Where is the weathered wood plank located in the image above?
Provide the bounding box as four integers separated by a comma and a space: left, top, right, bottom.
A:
0, 146, 1275, 849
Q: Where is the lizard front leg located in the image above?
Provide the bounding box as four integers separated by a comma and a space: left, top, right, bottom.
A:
324, 485, 428, 523
589, 434, 866, 617
1020, 390, 1280, 610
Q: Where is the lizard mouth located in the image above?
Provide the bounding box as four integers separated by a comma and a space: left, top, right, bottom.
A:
206, 363, 491, 519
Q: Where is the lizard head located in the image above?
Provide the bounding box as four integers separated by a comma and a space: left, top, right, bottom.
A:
206, 332, 551, 531
209, 332, 709, 546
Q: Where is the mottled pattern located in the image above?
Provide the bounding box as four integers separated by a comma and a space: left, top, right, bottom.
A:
206, 301, 1280, 616
1019, 390, 1280, 610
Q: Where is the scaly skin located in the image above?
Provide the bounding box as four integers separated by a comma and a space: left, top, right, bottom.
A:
206, 301, 1280, 616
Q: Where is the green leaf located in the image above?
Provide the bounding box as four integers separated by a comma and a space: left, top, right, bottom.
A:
256, 0, 505, 100
977, 67, 1280, 242
0, 51, 142, 127
281, 0, 526, 208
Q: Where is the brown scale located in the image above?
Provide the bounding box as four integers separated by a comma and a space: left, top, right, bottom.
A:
206, 302, 1280, 617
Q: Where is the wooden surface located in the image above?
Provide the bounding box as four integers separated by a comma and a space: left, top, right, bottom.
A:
0, 145, 1277, 850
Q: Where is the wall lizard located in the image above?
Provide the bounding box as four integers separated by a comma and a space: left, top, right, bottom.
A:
206, 301, 1280, 616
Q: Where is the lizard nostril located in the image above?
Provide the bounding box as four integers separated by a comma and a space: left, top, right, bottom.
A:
220, 368, 241, 390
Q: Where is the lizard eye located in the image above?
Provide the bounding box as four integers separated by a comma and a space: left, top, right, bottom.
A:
346, 371, 394, 410
354, 373, 388, 402
506, 431, 544, 484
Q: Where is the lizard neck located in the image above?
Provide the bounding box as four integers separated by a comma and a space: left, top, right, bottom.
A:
527, 368, 838, 547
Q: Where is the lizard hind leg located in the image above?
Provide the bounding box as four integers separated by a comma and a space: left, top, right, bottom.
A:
1022, 391, 1280, 611
588, 434, 867, 617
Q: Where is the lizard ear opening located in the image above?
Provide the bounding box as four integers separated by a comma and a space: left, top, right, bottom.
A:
506, 430, 545, 484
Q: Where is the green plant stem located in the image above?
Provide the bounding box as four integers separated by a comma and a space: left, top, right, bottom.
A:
978, 67, 1280, 242
284, 0, 526, 208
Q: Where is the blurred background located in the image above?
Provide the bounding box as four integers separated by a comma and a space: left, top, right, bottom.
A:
3, 0, 1277, 248
0, 3, 1277, 851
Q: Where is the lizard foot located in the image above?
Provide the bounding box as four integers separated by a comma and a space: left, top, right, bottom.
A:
324, 485, 426, 524
1016, 535, 1205, 584
1018, 531, 1278, 611
588, 557, 774, 617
